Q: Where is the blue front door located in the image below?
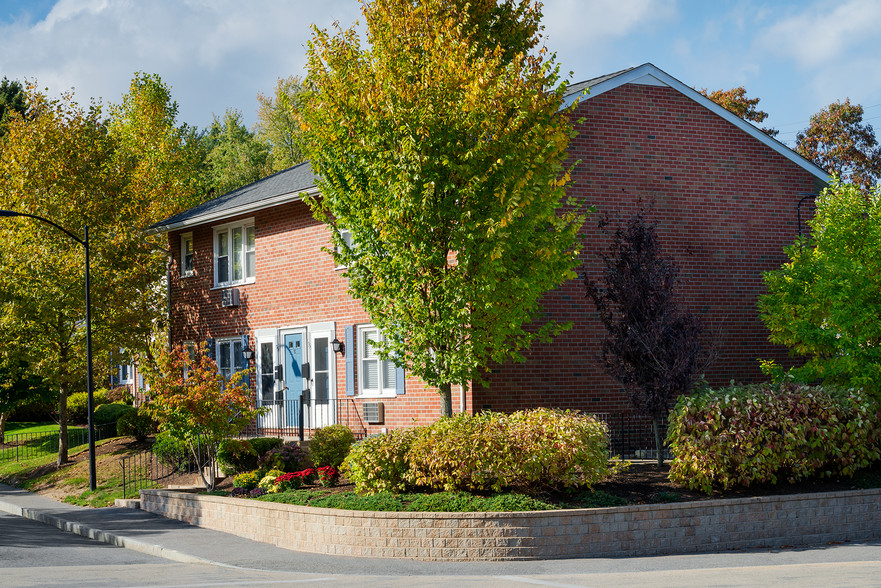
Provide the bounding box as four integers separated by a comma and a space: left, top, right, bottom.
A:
283, 333, 303, 426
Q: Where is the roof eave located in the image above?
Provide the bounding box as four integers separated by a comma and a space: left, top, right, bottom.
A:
563, 63, 831, 184
146, 186, 319, 235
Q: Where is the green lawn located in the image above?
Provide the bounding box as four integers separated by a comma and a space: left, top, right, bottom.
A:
5, 422, 86, 435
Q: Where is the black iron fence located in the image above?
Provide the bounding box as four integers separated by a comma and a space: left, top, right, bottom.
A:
0, 424, 116, 463
593, 412, 670, 459
256, 397, 367, 440
119, 437, 212, 498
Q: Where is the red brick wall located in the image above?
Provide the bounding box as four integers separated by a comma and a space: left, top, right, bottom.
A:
473, 83, 820, 432
167, 82, 820, 446
168, 200, 469, 432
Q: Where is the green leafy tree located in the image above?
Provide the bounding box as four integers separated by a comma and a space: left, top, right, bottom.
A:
0, 75, 204, 464
106, 73, 207, 361
140, 343, 263, 490
256, 75, 306, 172
0, 87, 117, 463
0, 355, 51, 442
699, 86, 778, 137
300, 0, 585, 416
202, 109, 271, 196
0, 77, 27, 137
796, 99, 881, 193
760, 180, 881, 392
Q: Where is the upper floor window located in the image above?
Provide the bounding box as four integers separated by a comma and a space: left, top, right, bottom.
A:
180, 233, 194, 277
358, 325, 397, 397
213, 220, 255, 287
335, 229, 353, 270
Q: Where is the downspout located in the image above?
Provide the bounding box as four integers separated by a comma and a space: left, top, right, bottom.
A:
797, 192, 819, 238
166, 241, 173, 349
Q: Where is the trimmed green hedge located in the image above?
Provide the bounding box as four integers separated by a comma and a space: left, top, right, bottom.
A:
667, 383, 881, 494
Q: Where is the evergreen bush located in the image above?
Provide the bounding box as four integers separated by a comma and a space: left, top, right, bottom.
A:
309, 424, 355, 467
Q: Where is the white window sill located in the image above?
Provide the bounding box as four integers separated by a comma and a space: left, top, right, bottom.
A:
211, 278, 256, 290
357, 392, 397, 399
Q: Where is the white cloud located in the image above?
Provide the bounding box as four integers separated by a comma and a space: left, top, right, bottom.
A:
0, 0, 360, 127
757, 0, 881, 68
540, 0, 677, 75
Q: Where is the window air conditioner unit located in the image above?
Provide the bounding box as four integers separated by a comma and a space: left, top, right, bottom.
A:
363, 402, 385, 425
221, 288, 240, 307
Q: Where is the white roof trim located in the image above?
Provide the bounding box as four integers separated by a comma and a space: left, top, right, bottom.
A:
563, 63, 830, 183
147, 187, 319, 234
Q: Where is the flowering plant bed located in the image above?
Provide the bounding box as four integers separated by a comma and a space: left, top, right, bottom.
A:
216, 461, 881, 512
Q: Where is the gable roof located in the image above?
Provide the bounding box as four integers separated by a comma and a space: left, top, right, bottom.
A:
561, 62, 830, 183
150, 63, 828, 234
147, 161, 318, 234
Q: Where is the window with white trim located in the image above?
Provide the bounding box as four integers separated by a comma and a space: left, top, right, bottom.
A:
213, 220, 255, 287
182, 341, 196, 380
180, 233, 194, 277
216, 338, 244, 382
358, 325, 397, 396
119, 363, 134, 385
335, 229, 353, 269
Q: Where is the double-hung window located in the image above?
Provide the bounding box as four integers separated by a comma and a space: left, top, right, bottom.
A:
180, 233, 194, 277
216, 338, 245, 382
213, 220, 255, 287
358, 326, 397, 396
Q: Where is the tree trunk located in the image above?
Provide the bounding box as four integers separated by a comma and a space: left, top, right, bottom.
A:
652, 416, 663, 467
0, 412, 7, 444
57, 381, 69, 465
439, 382, 453, 418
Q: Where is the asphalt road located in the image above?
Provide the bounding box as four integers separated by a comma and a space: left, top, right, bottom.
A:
4, 511, 881, 587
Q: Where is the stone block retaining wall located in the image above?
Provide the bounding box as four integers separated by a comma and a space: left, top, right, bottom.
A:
140, 488, 881, 561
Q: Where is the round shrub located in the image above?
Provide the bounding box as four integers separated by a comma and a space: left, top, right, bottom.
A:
258, 442, 304, 473
216, 439, 258, 475
249, 437, 283, 457
309, 424, 356, 467
341, 427, 419, 495
152, 432, 194, 470
667, 383, 881, 494
116, 409, 157, 441
67, 390, 109, 423
94, 402, 135, 427
407, 409, 615, 493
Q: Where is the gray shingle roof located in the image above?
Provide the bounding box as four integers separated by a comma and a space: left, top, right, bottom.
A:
148, 161, 317, 233
563, 66, 637, 101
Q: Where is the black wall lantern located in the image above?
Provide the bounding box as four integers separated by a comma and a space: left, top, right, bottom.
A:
242, 346, 255, 362
331, 337, 345, 356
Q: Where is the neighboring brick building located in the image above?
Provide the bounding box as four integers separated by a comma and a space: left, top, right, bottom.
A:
150, 64, 827, 450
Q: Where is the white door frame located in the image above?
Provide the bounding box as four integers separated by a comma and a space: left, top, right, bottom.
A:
307, 322, 336, 428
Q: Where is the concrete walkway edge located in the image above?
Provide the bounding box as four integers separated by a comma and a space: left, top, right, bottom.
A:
0, 490, 214, 566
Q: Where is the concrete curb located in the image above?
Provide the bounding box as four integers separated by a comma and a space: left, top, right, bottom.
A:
0, 497, 214, 565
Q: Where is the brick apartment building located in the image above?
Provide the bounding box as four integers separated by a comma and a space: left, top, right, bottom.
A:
149, 64, 827, 451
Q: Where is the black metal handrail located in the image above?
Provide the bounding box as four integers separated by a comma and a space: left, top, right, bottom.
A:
256, 397, 367, 440
119, 436, 212, 498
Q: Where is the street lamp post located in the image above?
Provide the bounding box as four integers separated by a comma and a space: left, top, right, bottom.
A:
0, 211, 96, 491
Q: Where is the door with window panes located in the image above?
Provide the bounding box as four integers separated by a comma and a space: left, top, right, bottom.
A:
308, 329, 334, 428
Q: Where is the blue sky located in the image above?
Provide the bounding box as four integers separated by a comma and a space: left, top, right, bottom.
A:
1, 0, 879, 147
